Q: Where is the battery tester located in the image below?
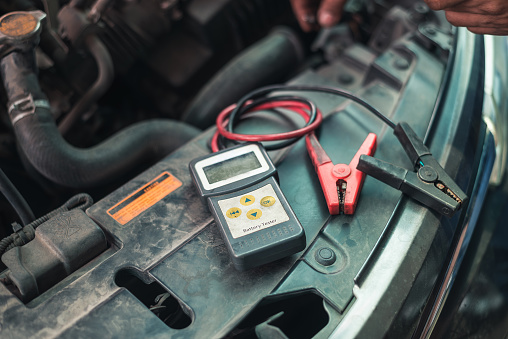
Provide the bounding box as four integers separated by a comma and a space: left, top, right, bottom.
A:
189, 143, 305, 271
190, 84, 469, 270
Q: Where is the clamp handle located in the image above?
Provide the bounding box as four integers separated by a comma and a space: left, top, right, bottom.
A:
306, 132, 377, 215
358, 122, 468, 217
393, 122, 431, 167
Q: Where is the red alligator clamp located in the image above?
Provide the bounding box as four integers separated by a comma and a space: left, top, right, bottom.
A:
305, 132, 377, 215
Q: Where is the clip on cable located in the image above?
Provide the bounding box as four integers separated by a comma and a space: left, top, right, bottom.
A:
357, 122, 468, 217
306, 132, 377, 215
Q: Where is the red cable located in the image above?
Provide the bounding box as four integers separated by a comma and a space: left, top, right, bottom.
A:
211, 100, 323, 152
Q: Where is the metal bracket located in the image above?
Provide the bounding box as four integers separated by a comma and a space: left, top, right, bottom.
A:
416, 23, 454, 60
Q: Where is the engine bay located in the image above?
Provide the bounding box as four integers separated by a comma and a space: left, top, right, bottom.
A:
0, 0, 487, 338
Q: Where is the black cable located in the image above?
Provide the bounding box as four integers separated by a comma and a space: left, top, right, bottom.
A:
225, 95, 318, 151
0, 168, 35, 226
230, 84, 397, 130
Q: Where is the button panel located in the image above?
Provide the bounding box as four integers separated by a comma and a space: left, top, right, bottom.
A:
217, 184, 290, 238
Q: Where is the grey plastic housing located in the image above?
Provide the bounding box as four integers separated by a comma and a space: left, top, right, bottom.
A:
189, 143, 278, 200
1, 209, 107, 302
189, 143, 305, 270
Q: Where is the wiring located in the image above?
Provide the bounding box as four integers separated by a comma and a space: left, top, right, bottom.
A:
211, 84, 397, 152
0, 168, 35, 226
211, 96, 322, 152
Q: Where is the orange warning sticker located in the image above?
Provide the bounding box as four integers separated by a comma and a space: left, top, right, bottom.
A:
107, 172, 182, 225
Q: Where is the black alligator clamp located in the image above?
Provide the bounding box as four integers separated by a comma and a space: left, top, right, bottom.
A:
357, 122, 468, 217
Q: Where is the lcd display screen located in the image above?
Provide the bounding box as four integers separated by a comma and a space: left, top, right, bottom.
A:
203, 152, 262, 185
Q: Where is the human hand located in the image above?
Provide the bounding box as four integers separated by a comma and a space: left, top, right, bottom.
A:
425, 0, 508, 35
290, 0, 347, 32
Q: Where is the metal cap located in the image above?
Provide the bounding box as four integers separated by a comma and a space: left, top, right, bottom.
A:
0, 11, 46, 44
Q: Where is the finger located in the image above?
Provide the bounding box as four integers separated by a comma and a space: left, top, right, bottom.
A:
445, 11, 498, 28
290, 0, 320, 32
468, 26, 508, 35
424, 0, 467, 11
439, 2, 508, 15
318, 0, 347, 27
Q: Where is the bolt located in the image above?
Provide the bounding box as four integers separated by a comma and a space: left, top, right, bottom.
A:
394, 58, 410, 70
418, 166, 438, 183
315, 247, 337, 266
338, 73, 354, 85
333, 164, 351, 179
414, 2, 429, 15
424, 26, 436, 36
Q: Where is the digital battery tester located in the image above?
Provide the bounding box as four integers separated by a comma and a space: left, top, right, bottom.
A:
189, 143, 306, 271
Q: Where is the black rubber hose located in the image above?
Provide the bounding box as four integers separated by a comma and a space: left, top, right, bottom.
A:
181, 27, 305, 129
58, 35, 114, 135
0, 168, 35, 225
0, 50, 200, 189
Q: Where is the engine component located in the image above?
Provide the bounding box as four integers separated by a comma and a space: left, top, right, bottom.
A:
0, 168, 34, 225
0, 193, 94, 256
0, 10, 44, 41
55, 0, 176, 133
182, 27, 305, 129
59, 0, 172, 73
57, 34, 113, 135
0, 10, 200, 189
97, 0, 172, 72
1, 208, 107, 302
